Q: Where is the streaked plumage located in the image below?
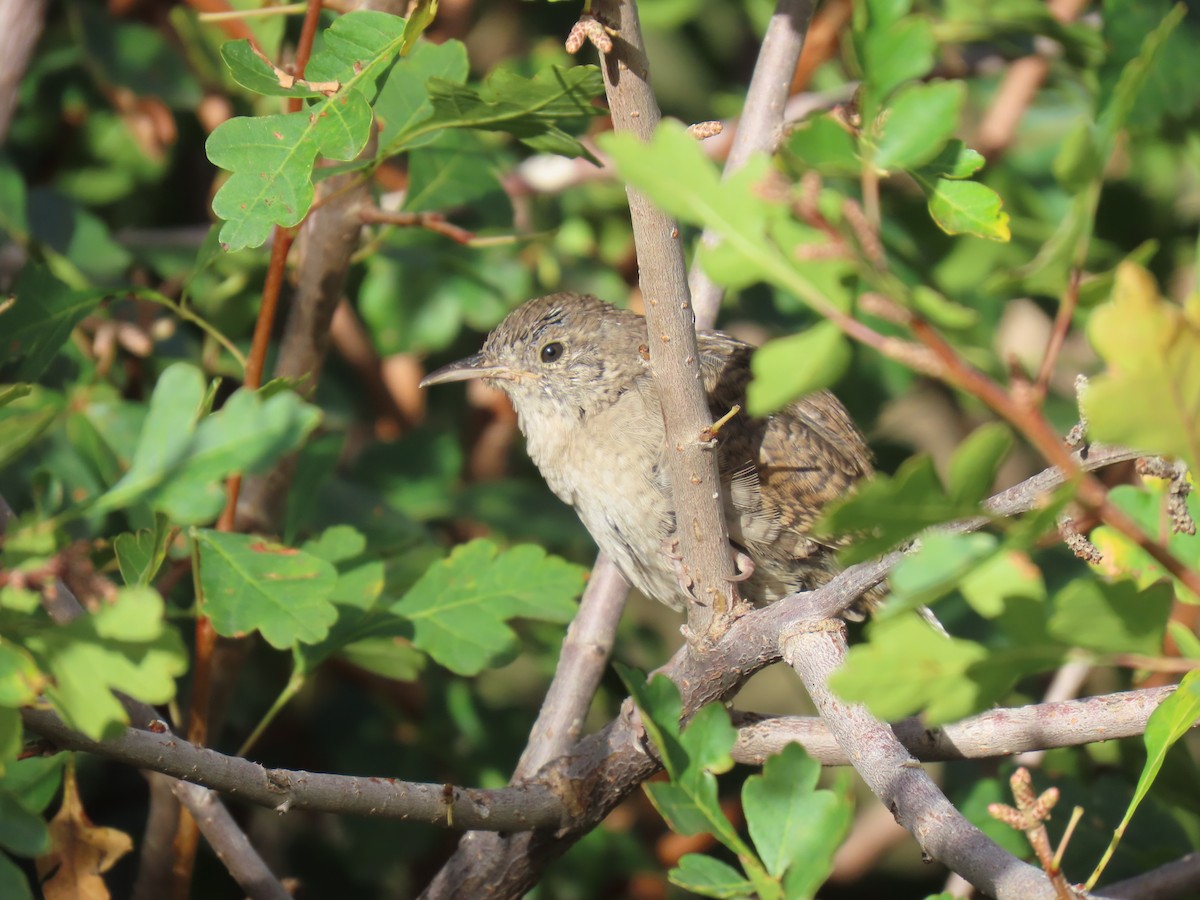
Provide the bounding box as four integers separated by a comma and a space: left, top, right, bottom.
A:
422, 293, 874, 613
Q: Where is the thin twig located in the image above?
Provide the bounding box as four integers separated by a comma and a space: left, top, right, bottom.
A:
359, 206, 476, 244
688, 0, 815, 329
1032, 268, 1082, 403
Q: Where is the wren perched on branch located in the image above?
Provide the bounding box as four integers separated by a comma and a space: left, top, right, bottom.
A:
422, 293, 874, 615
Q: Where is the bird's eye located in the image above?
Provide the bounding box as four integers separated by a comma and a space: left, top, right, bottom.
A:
539, 341, 564, 364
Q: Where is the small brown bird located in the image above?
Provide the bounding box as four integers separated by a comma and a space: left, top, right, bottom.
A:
421, 293, 874, 614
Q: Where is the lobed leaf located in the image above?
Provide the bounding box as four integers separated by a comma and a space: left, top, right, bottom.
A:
194, 530, 340, 649
93, 363, 321, 525
1085, 262, 1200, 475
743, 744, 852, 896
390, 539, 585, 675
207, 11, 408, 250
22, 588, 186, 740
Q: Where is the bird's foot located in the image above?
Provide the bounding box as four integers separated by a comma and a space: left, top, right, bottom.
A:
661, 535, 696, 598
727, 548, 755, 583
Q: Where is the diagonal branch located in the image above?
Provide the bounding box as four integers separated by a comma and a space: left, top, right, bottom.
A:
689, 0, 815, 330
784, 620, 1063, 899
594, 0, 739, 642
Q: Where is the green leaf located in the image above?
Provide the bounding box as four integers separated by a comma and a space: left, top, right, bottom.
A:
744, 743, 851, 892
23, 587, 186, 740
1088, 669, 1200, 888
915, 140, 985, 180
925, 179, 1011, 241
783, 116, 860, 177
832, 613, 1061, 724
0, 266, 103, 380
747, 323, 851, 416
113, 517, 172, 587
0, 850, 33, 900
884, 532, 1000, 613
861, 17, 937, 109
207, 11, 408, 250
1085, 263, 1200, 475
339, 636, 425, 682
0, 790, 48, 857
194, 530, 339, 649
1048, 580, 1173, 656
0, 385, 30, 409
0, 388, 61, 469
958, 550, 1046, 620
220, 40, 328, 98
1090, 484, 1200, 603
816, 454, 970, 564
1096, 4, 1187, 149
621, 670, 747, 857
605, 121, 858, 317
0, 640, 45, 707
872, 81, 966, 171
94, 365, 320, 524
946, 422, 1013, 506
400, 0, 438, 55
0, 708, 20, 773
376, 39, 470, 151
1052, 117, 1103, 192
0, 756, 65, 815
0, 152, 27, 238
669, 854, 754, 899
1169, 620, 1200, 660
910, 286, 978, 330
390, 540, 585, 675
404, 130, 502, 213
419, 65, 604, 159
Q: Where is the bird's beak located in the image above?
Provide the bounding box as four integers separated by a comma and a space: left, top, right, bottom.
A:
420, 353, 513, 388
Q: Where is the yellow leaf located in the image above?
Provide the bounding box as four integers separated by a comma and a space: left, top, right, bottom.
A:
36, 765, 133, 900
1085, 262, 1200, 474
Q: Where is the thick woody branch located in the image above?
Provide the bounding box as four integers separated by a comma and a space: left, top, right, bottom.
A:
0, 0, 47, 143
21, 707, 564, 831
784, 623, 1059, 900
22, 683, 1180, 824
416, 442, 1142, 898
512, 555, 628, 777
594, 0, 739, 641
1098, 852, 1200, 900
730, 685, 1180, 765
689, 0, 815, 329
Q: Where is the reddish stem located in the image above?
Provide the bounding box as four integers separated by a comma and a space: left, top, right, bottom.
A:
175, 3, 325, 896
1032, 269, 1081, 404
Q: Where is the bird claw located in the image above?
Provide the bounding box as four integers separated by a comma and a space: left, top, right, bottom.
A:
661, 535, 697, 598
727, 549, 755, 583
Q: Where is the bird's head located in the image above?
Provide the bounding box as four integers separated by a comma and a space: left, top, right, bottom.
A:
421, 293, 649, 424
